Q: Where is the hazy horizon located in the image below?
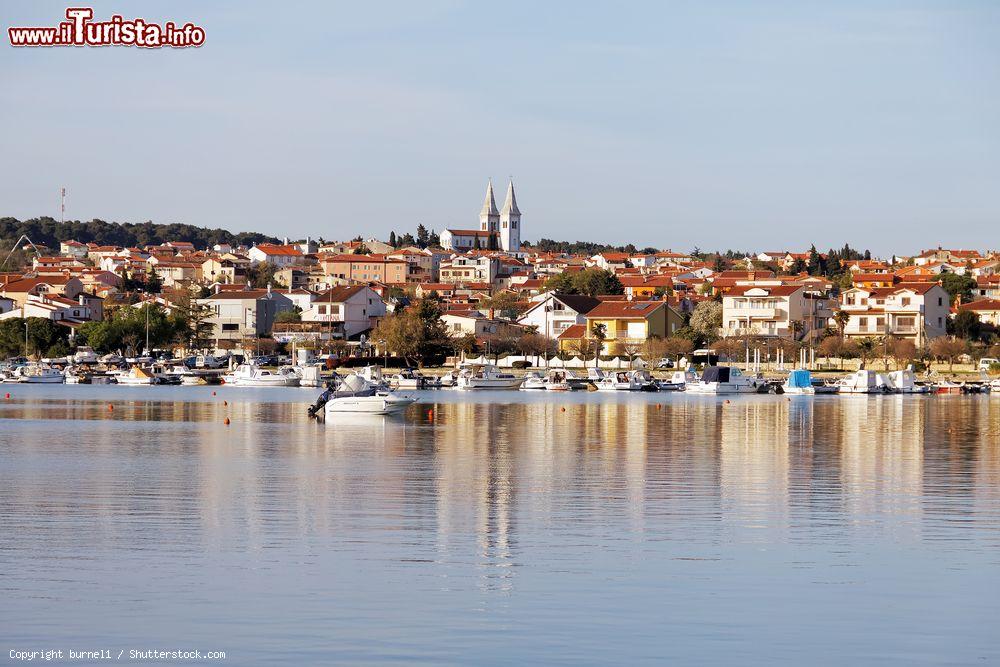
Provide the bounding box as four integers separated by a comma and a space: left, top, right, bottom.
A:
2, 1, 998, 256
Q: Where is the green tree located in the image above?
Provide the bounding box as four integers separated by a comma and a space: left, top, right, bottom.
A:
939, 272, 976, 303
950, 310, 981, 341
145, 266, 163, 293
246, 262, 285, 289
372, 298, 449, 366
690, 301, 723, 343
483, 291, 519, 320
275, 307, 302, 324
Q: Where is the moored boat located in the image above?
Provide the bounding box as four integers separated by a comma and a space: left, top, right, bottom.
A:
835, 369, 887, 394
883, 367, 930, 394
455, 363, 522, 390
657, 369, 698, 391
9, 364, 65, 384
686, 366, 762, 394
782, 369, 816, 395
223, 363, 300, 387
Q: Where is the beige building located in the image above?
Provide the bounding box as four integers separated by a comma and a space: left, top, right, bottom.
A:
838, 283, 950, 345
319, 254, 409, 285
722, 285, 833, 340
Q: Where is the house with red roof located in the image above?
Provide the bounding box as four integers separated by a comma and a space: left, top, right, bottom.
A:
838, 283, 950, 345
248, 243, 305, 267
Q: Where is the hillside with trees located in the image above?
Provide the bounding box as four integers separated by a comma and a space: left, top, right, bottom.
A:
0, 216, 280, 250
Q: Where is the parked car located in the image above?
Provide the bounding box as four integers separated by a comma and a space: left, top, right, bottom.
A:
979, 358, 1000, 372
655, 358, 675, 369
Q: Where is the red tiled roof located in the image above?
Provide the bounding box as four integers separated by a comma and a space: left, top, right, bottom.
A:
255, 244, 303, 257
558, 324, 586, 340
958, 298, 1000, 312
728, 285, 802, 297
586, 300, 663, 319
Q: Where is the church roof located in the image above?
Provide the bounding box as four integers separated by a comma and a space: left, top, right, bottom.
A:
501, 180, 520, 216
480, 180, 499, 217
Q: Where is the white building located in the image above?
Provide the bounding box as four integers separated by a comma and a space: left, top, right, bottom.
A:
198, 287, 295, 341
301, 285, 386, 339
247, 243, 305, 267
838, 283, 950, 345
518, 292, 601, 339
439, 255, 501, 284
722, 285, 832, 340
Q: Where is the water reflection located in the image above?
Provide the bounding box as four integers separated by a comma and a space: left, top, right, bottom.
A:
1, 388, 999, 663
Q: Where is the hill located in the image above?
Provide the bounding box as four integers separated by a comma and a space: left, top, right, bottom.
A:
0, 216, 281, 250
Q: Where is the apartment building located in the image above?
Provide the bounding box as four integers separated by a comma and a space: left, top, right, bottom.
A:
838, 283, 949, 345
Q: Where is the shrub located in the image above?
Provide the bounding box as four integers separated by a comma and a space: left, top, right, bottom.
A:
511, 360, 532, 369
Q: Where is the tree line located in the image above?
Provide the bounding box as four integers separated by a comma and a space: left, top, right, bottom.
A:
0, 216, 280, 251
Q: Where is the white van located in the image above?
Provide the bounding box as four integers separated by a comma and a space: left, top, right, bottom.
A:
979, 358, 999, 372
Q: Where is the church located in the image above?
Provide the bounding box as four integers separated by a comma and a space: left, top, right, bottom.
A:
440, 180, 521, 253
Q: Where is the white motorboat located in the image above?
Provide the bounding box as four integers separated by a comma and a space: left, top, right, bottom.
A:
521, 369, 575, 391
883, 367, 930, 394
686, 366, 762, 394
100, 353, 124, 365
988, 379, 1000, 394
9, 364, 65, 384
388, 368, 426, 389
115, 366, 158, 385
455, 364, 522, 390
521, 371, 546, 390
657, 369, 698, 391
196, 354, 225, 369
309, 374, 417, 416
782, 369, 816, 395
223, 363, 300, 387
835, 369, 887, 394
73, 346, 99, 364
595, 370, 644, 391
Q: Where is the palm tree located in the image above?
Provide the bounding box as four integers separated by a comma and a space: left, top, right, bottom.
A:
833, 310, 850, 338
590, 323, 607, 369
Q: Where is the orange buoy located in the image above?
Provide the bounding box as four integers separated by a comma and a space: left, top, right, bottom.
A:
427, 409, 434, 419
560, 406, 566, 412
107, 403, 114, 411
656, 404, 662, 410
224, 417, 230, 425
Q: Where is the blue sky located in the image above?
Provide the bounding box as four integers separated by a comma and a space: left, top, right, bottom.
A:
2, 0, 998, 254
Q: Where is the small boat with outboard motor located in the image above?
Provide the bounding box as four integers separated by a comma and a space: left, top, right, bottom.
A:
308, 373, 417, 416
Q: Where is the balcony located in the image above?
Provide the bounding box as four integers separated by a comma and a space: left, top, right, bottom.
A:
727, 306, 782, 319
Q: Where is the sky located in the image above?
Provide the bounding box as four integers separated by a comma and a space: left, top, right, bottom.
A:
1, 0, 998, 256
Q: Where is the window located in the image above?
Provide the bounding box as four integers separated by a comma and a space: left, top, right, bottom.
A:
876, 317, 885, 327
222, 323, 238, 331
938, 297, 943, 306
859, 317, 868, 327
901, 297, 910, 306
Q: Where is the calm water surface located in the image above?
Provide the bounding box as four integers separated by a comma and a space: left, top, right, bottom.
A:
1, 385, 999, 665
